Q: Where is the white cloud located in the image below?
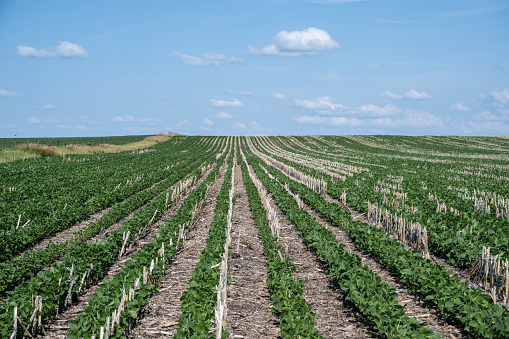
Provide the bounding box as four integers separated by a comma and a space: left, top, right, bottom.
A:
381, 90, 432, 100
225, 90, 251, 96
273, 27, 340, 51
234, 122, 247, 129
173, 52, 242, 66
17, 41, 88, 58
210, 99, 243, 108
293, 96, 346, 112
450, 103, 470, 111
294, 109, 441, 128
477, 111, 500, 121
402, 109, 441, 126
380, 91, 403, 100
358, 104, 400, 116
404, 89, 432, 100
249, 27, 340, 57
112, 115, 160, 124
0, 89, 20, 96
202, 118, 214, 126
248, 44, 315, 57
488, 88, 509, 105
37, 104, 55, 110
273, 93, 287, 100
28, 117, 40, 123
214, 112, 234, 119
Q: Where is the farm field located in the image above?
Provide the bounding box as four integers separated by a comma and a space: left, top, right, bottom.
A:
1, 135, 509, 338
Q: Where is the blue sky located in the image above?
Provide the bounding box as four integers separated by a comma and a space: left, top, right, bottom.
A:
0, 0, 508, 137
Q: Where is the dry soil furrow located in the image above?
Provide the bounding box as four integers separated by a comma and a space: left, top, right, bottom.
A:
225, 163, 280, 339
252, 166, 373, 339
299, 192, 476, 339
129, 160, 229, 338
39, 161, 221, 338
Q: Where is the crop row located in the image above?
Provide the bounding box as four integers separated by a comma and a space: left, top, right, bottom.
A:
67, 143, 230, 338
255, 149, 509, 338
239, 146, 323, 338
243, 143, 438, 338
253, 136, 509, 269
173, 150, 234, 338
0, 150, 212, 296
0, 136, 221, 262
0, 144, 225, 339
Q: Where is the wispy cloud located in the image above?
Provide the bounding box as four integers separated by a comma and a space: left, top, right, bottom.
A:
210, 99, 243, 108
17, 41, 88, 58
295, 109, 441, 128
112, 115, 161, 124
293, 96, 347, 112
28, 117, 40, 123
273, 93, 287, 100
214, 112, 234, 119
404, 89, 432, 100
202, 118, 214, 126
380, 91, 403, 100
37, 104, 55, 110
381, 89, 432, 100
450, 103, 470, 111
173, 52, 241, 66
249, 27, 340, 57
438, 6, 509, 17
225, 90, 251, 96
234, 122, 247, 129
358, 104, 400, 116
0, 89, 20, 96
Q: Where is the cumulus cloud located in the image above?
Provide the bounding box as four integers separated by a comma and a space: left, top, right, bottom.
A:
293, 96, 346, 112
37, 104, 55, 110
404, 89, 432, 100
173, 52, 242, 66
381, 90, 432, 100
380, 91, 403, 100
28, 117, 40, 123
358, 104, 400, 116
450, 103, 470, 111
214, 112, 234, 119
0, 89, 20, 96
273, 93, 287, 100
274, 27, 340, 50
17, 41, 88, 58
210, 99, 243, 108
249, 27, 340, 57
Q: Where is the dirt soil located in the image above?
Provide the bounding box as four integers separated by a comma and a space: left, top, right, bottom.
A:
129, 160, 228, 338
39, 160, 222, 338
225, 163, 281, 338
